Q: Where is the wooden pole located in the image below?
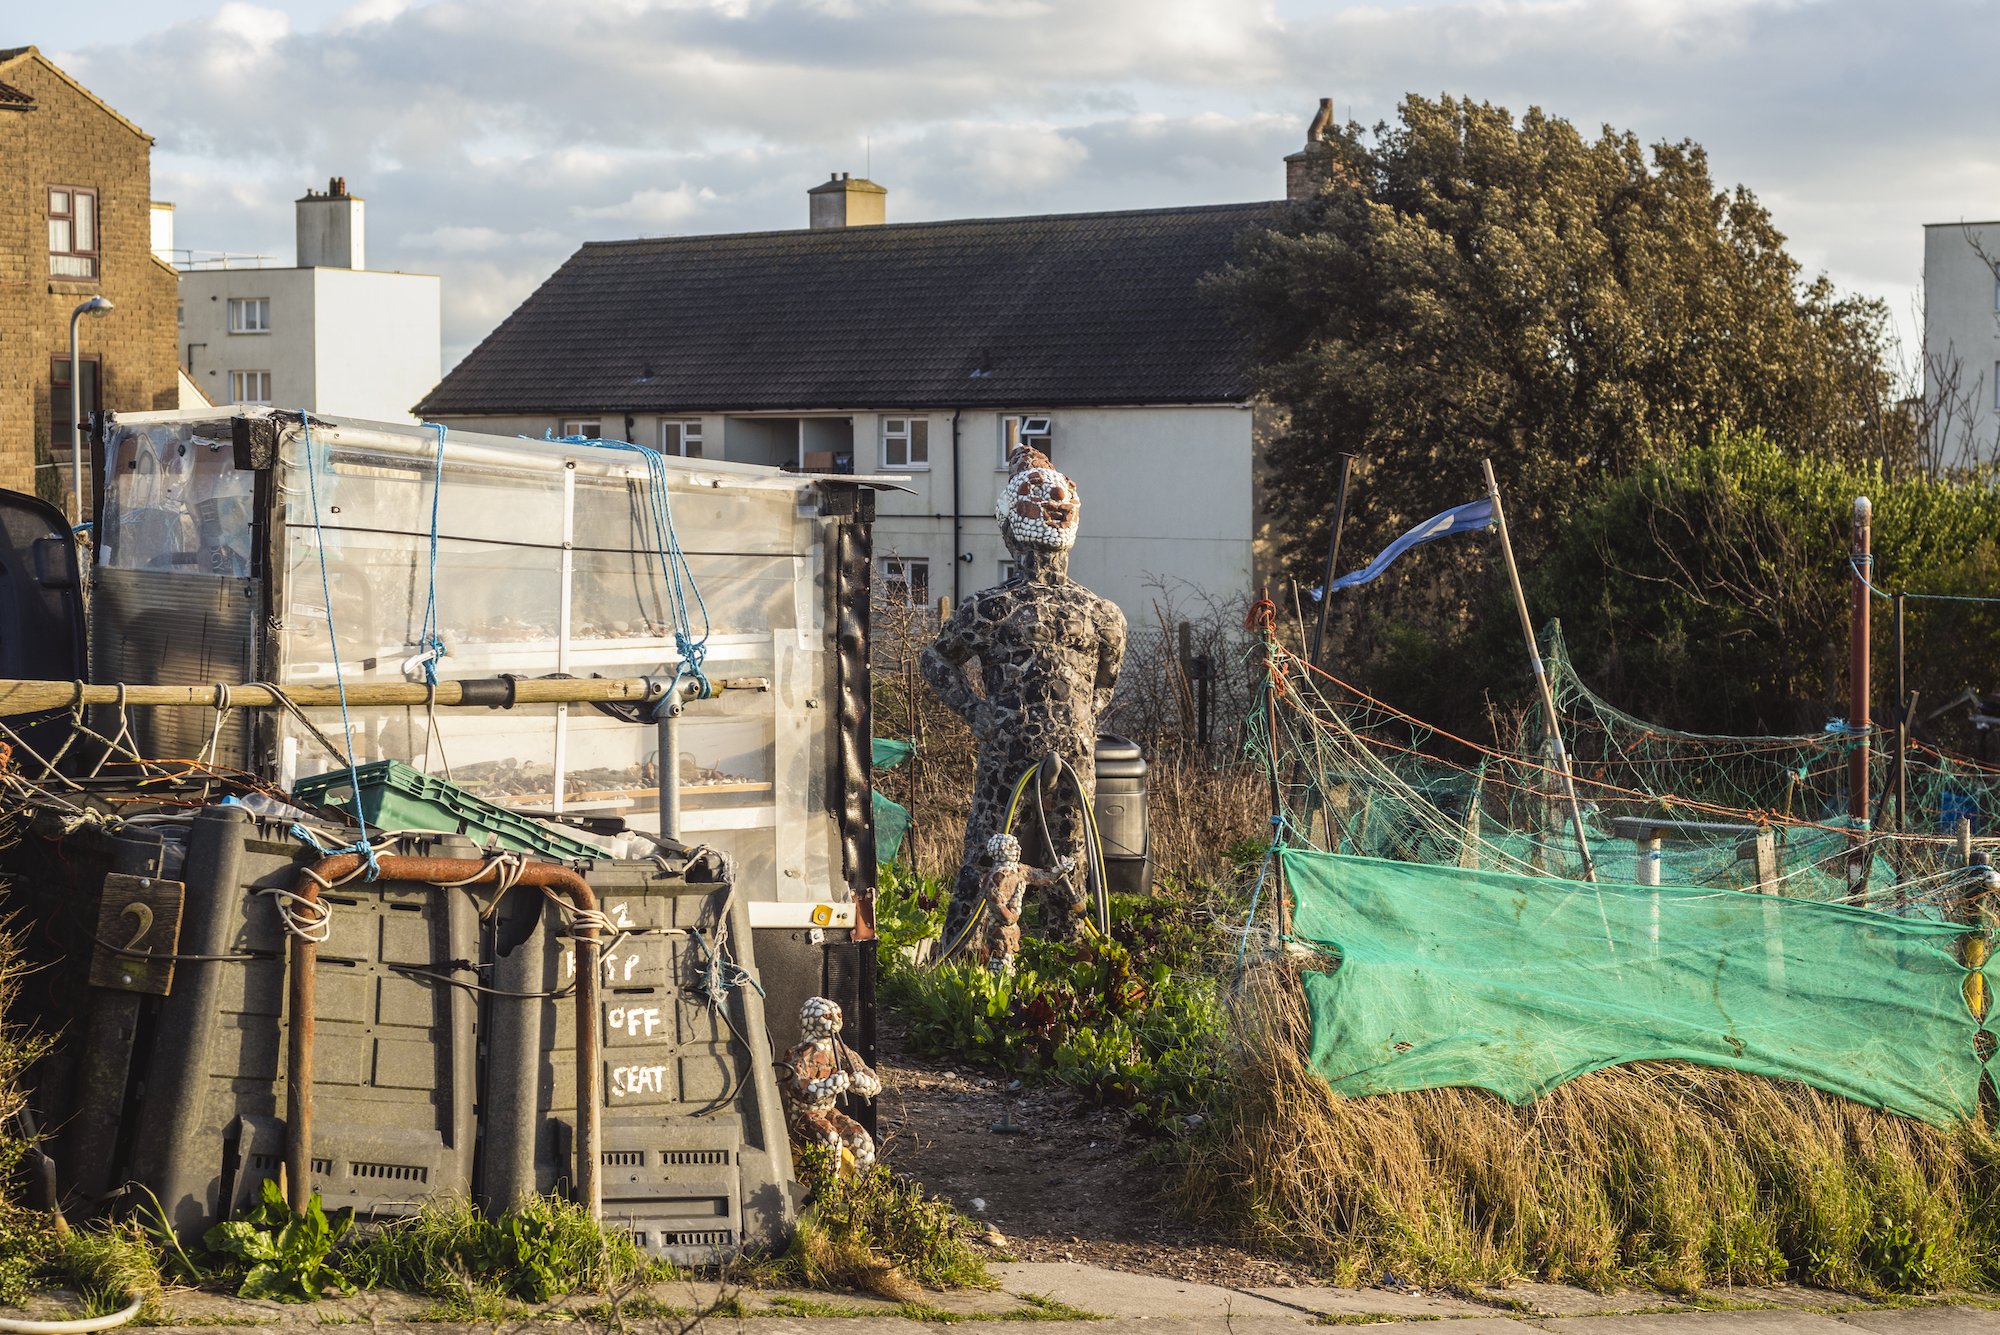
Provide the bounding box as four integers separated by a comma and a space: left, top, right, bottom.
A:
1308, 452, 1356, 672
1848, 496, 1873, 904
0, 674, 768, 717
1481, 459, 1596, 883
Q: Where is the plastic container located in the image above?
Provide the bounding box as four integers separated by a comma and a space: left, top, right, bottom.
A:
294, 759, 609, 860
1093, 733, 1151, 896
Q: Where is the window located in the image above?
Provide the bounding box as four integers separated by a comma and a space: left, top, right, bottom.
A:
1994, 363, 2000, 412
49, 356, 100, 453
48, 187, 98, 279
561, 419, 601, 439
997, 414, 1053, 466
999, 558, 1018, 583
229, 370, 272, 405
881, 556, 930, 606
227, 297, 270, 334
881, 416, 929, 469
661, 419, 703, 458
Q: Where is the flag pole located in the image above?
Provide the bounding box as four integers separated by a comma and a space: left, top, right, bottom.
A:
1481, 458, 1596, 883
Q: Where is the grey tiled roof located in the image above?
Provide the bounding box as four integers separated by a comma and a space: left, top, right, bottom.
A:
417, 201, 1279, 416
0, 78, 34, 108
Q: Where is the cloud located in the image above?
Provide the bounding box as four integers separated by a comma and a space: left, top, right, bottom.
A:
52, 0, 2000, 367
572, 184, 719, 228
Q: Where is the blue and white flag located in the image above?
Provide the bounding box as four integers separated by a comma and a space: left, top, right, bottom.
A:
1323, 498, 1495, 594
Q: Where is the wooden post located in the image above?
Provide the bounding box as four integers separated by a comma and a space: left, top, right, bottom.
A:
1481, 459, 1595, 882
1308, 452, 1356, 672
1635, 834, 1663, 887
1848, 496, 1872, 903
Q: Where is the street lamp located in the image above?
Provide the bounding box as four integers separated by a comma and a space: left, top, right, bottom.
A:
68, 295, 114, 525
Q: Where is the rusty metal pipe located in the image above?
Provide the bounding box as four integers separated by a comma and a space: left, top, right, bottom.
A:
285, 855, 601, 1218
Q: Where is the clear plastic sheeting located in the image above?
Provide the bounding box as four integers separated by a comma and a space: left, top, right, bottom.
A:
97, 410, 849, 904
99, 416, 255, 576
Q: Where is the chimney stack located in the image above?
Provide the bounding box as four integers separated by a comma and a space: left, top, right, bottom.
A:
297, 175, 366, 268
807, 171, 888, 229
1285, 97, 1340, 202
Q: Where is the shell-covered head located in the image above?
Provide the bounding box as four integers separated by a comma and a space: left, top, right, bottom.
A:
997, 444, 1080, 551
986, 831, 1022, 865
800, 995, 844, 1041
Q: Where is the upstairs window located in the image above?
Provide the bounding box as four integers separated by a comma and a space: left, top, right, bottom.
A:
662, 419, 703, 458
229, 370, 272, 405
228, 297, 271, 333
881, 416, 929, 469
561, 419, 601, 439
997, 414, 1052, 466
881, 556, 930, 607
49, 187, 98, 279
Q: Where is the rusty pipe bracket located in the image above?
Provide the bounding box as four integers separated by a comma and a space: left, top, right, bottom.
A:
284, 854, 602, 1219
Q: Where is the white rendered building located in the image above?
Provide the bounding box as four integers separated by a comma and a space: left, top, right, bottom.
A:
1922, 220, 2000, 465
179, 179, 440, 422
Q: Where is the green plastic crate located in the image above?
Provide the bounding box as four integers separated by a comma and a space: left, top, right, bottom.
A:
293, 759, 608, 861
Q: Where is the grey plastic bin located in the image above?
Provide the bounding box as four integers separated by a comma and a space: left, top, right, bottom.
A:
480, 865, 795, 1262
121, 806, 480, 1239
1093, 734, 1151, 896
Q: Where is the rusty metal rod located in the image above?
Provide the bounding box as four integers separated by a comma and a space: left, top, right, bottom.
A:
0, 675, 769, 717
285, 855, 602, 1219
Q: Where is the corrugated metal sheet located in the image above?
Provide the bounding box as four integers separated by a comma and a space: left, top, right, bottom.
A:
92, 567, 257, 769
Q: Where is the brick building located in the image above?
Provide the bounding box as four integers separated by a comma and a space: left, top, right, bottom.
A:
0, 45, 177, 503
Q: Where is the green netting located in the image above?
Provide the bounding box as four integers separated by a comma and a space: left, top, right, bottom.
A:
1286, 850, 1988, 1124
1258, 621, 1980, 907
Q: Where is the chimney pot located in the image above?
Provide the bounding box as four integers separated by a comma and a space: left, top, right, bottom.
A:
1285, 96, 1341, 202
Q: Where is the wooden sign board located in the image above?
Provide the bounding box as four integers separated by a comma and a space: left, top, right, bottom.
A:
89, 873, 185, 995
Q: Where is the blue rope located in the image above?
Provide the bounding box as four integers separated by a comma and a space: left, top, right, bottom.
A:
1850, 557, 2000, 606
299, 416, 381, 880
543, 434, 712, 707
1234, 814, 1287, 973
414, 422, 449, 684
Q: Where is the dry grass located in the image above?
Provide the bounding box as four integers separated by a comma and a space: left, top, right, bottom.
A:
1178, 963, 2000, 1297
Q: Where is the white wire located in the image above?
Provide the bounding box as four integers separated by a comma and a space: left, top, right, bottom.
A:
259, 886, 333, 943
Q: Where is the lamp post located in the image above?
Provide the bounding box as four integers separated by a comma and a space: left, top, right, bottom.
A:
68, 296, 114, 525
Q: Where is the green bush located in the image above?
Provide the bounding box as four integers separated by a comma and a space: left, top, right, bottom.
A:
879, 879, 1228, 1137
341, 1194, 662, 1302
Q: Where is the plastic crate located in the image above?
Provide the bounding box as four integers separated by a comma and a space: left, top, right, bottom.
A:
293, 759, 608, 860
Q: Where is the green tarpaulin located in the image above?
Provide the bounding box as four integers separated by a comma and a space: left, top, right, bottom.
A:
1284, 850, 1988, 1124
872, 739, 915, 864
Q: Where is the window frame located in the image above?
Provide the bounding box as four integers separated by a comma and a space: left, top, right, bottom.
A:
227, 297, 271, 334
880, 555, 931, 607
560, 418, 602, 440
228, 370, 272, 406
881, 415, 930, 470
49, 355, 101, 452
48, 186, 99, 280
661, 418, 704, 458
997, 413, 1053, 467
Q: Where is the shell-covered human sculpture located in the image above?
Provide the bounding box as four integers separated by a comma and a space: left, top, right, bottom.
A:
922, 442, 1126, 952
779, 996, 883, 1170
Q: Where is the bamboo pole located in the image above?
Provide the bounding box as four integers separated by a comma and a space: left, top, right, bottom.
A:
0, 674, 768, 717
1481, 459, 1596, 883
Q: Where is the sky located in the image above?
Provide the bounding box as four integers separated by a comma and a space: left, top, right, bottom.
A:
31, 0, 2000, 372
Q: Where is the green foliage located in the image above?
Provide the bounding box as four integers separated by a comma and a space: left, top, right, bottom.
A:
875, 863, 950, 952
342, 1195, 661, 1303
783, 1144, 991, 1293
1214, 93, 1904, 729
203, 1180, 354, 1302
882, 922, 1226, 1136
1539, 431, 2000, 736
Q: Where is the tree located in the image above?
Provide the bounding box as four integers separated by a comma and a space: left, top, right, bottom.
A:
1538, 431, 2000, 739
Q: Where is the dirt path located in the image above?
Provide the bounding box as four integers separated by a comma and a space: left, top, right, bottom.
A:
873, 1015, 1306, 1289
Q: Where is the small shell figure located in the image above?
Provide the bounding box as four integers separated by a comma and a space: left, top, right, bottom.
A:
779, 996, 883, 1171
976, 832, 1075, 974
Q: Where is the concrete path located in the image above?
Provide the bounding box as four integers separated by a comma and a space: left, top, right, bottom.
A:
20, 1262, 2000, 1332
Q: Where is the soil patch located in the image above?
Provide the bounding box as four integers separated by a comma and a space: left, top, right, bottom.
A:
873, 1014, 1302, 1290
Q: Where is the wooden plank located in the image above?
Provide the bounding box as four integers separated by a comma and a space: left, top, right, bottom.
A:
89, 873, 186, 995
